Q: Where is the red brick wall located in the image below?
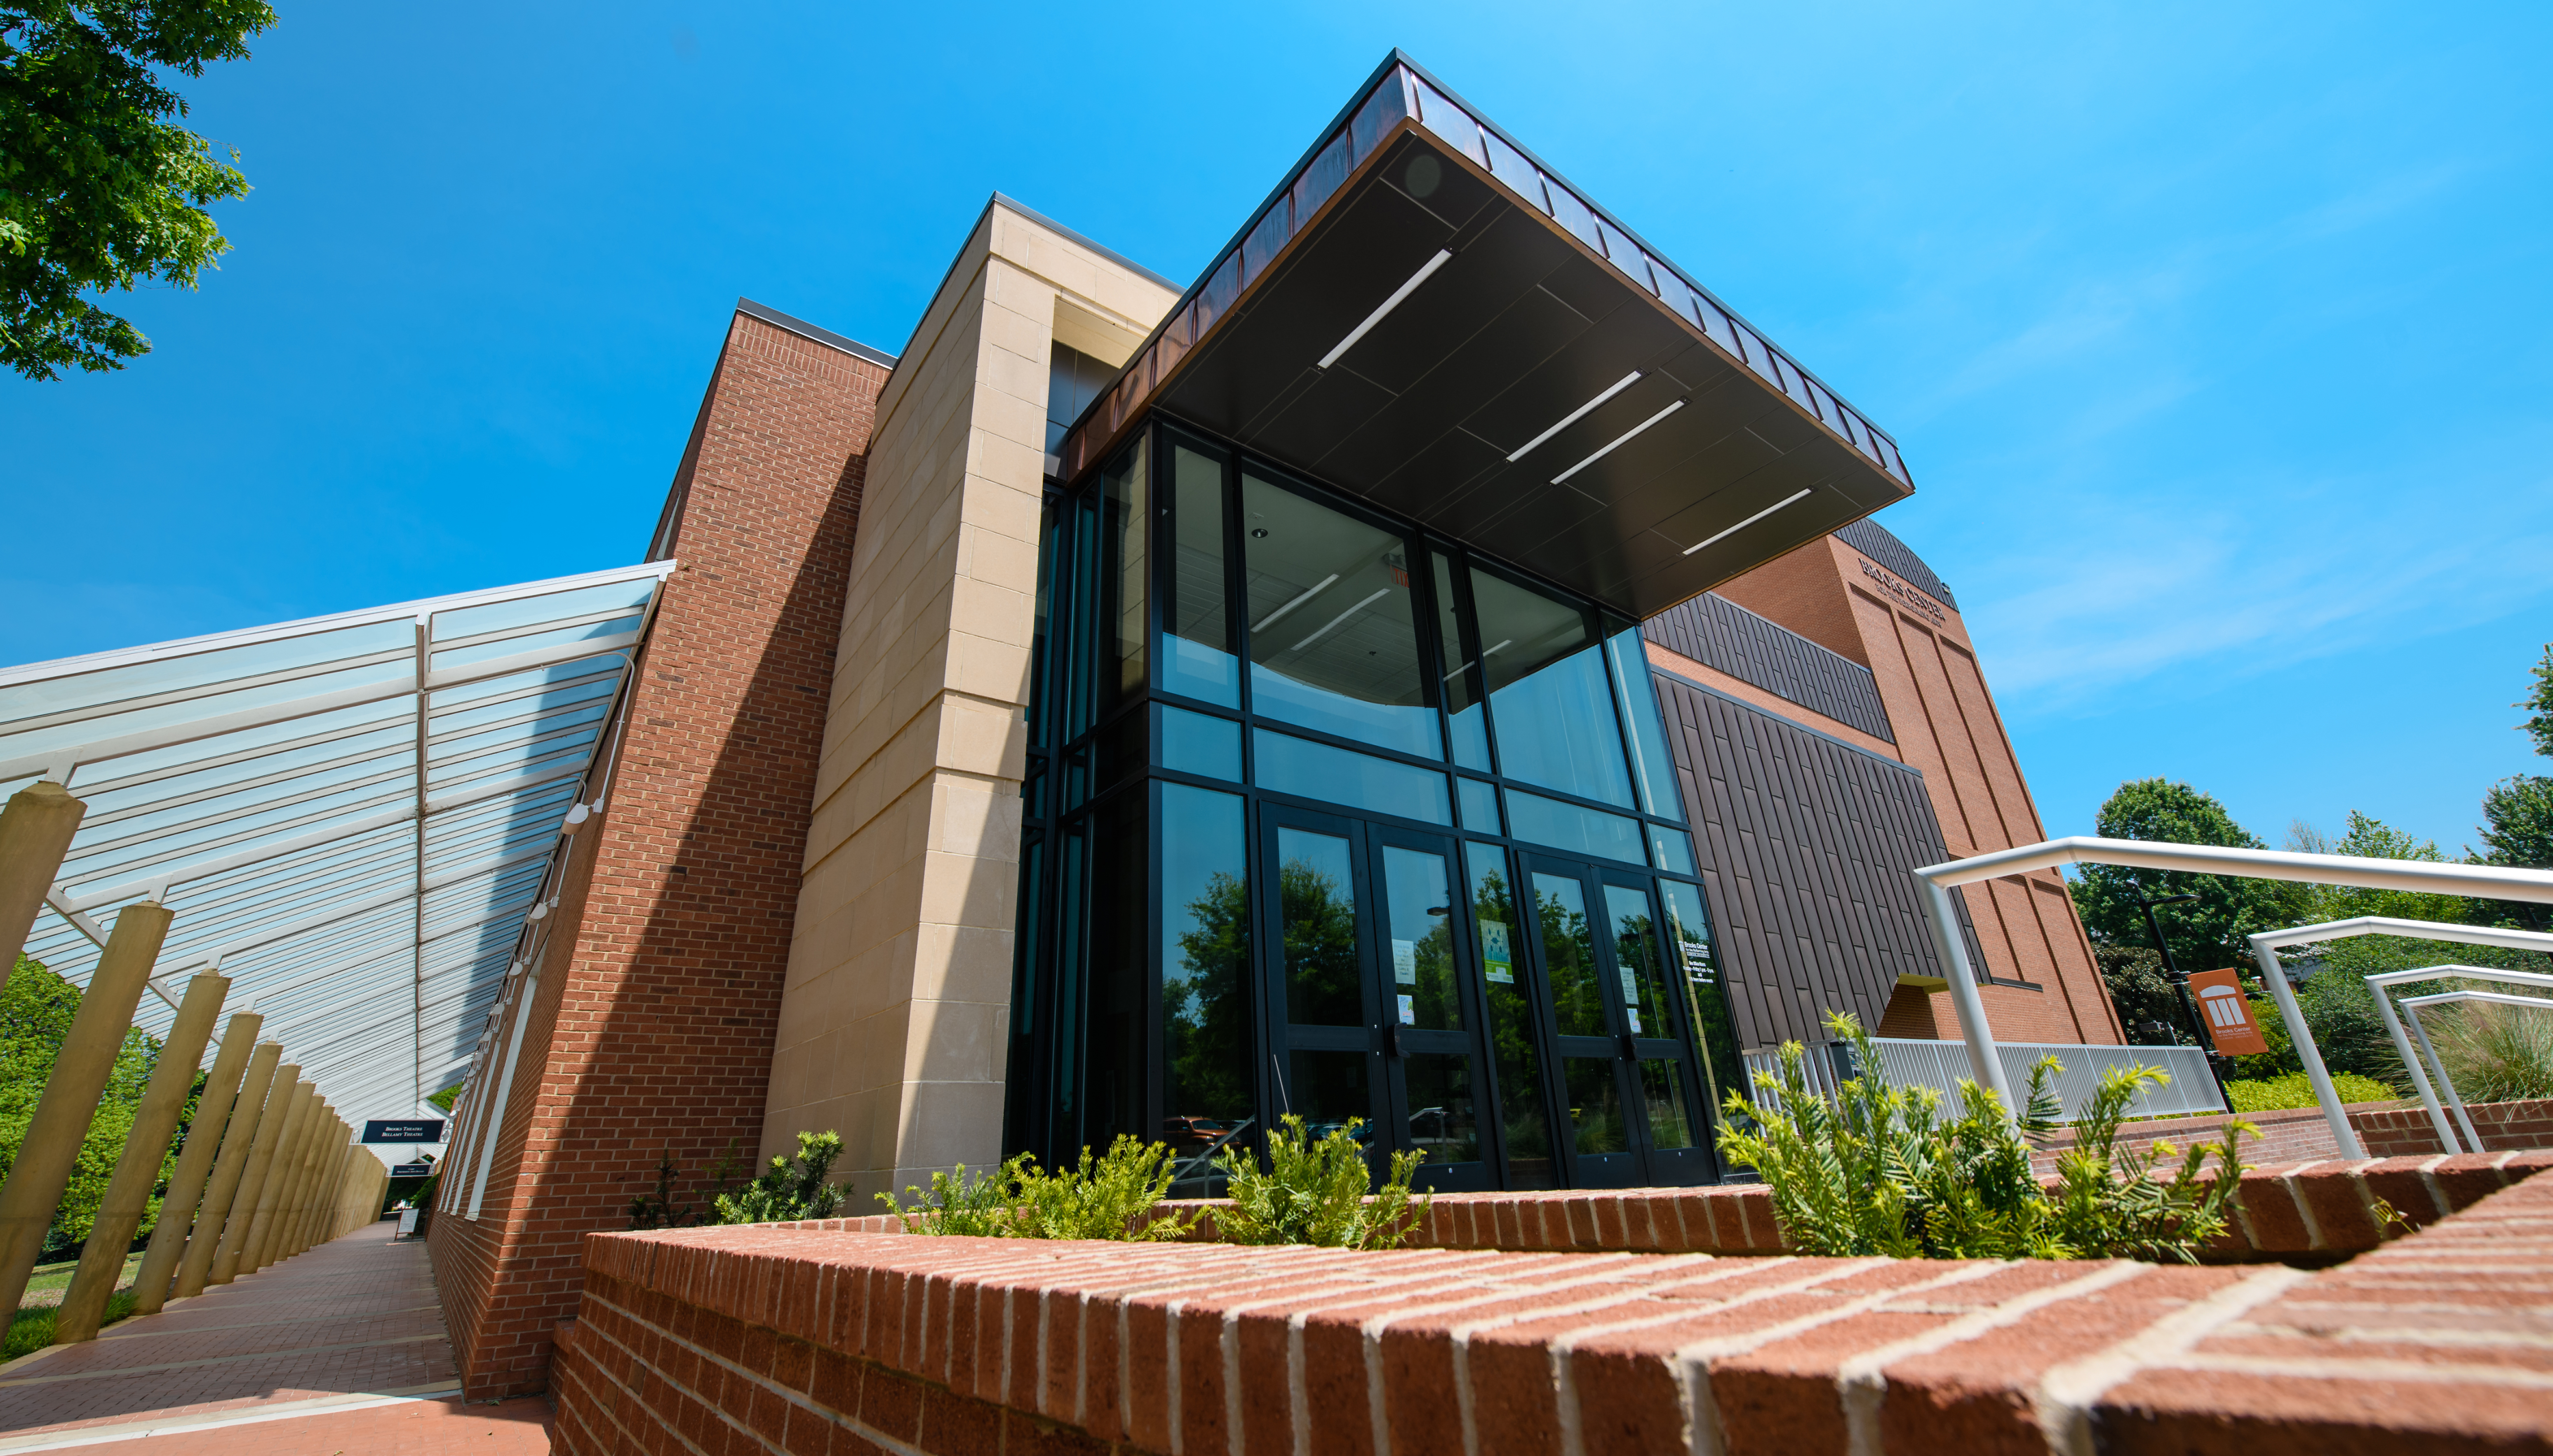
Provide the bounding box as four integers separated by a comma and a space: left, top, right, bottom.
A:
2355, 1096, 2553, 1157
428, 309, 887, 1399
552, 1155, 2553, 1455
1715, 535, 2125, 1048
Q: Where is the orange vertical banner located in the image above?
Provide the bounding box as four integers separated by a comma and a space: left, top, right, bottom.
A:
2189, 968, 2269, 1057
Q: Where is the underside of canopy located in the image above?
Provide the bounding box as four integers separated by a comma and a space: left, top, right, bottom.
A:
2, 561, 675, 1127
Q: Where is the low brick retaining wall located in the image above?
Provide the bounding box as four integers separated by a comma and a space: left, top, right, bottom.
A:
677, 1151, 2551, 1263
552, 1158, 2553, 1454
2356, 1096, 2553, 1156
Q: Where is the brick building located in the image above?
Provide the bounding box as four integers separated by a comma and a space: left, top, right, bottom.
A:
398, 55, 2124, 1396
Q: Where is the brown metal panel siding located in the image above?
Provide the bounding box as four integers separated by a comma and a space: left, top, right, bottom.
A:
1655, 669, 1982, 1050
1643, 592, 1895, 742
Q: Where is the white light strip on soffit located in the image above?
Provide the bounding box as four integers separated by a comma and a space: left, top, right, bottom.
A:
1507, 372, 1643, 462
1550, 399, 1686, 486
1317, 250, 1454, 369
1681, 488, 1813, 556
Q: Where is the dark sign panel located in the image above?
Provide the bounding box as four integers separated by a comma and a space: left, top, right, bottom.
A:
390, 1162, 434, 1177
363, 1119, 446, 1143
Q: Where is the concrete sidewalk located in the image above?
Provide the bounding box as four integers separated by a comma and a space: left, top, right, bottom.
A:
0, 1220, 548, 1453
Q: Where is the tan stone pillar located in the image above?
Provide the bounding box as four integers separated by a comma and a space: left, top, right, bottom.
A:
311, 1134, 353, 1247
132, 1013, 261, 1314
245, 1093, 320, 1272
176, 1042, 280, 1298
286, 1122, 337, 1256
0, 900, 172, 1317
270, 1101, 331, 1266
53, 972, 230, 1342
210, 1071, 304, 1284
314, 1143, 351, 1243
0, 780, 86, 998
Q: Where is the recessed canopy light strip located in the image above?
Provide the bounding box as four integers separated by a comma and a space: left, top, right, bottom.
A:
1317, 250, 1453, 369
1681, 488, 1814, 557
1550, 399, 1686, 486
1507, 373, 1643, 463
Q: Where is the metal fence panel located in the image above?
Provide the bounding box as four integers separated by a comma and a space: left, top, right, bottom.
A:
1740, 1039, 2224, 1123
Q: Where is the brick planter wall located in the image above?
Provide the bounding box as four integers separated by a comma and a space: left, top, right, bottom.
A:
2355, 1096, 2553, 1157
550, 1157, 2553, 1455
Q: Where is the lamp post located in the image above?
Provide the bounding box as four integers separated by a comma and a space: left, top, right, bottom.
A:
2128, 882, 2235, 1103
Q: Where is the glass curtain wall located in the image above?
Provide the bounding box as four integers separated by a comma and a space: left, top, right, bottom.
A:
1011, 413, 1746, 1190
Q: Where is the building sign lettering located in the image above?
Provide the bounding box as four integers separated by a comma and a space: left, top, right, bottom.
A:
1857, 557, 1947, 625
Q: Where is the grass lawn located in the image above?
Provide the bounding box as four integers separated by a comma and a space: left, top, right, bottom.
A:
4, 1254, 148, 1363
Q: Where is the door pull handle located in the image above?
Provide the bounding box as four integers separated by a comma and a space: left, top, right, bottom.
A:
1620, 1033, 1639, 1061
1387, 1024, 1405, 1059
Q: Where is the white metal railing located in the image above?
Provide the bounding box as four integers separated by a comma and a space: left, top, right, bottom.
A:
1739, 1038, 2226, 1123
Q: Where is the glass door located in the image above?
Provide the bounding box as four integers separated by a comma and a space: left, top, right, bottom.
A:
1257, 806, 1387, 1167
1369, 828, 1496, 1191
1516, 855, 1719, 1186
1597, 873, 1718, 1184
1519, 855, 1643, 1186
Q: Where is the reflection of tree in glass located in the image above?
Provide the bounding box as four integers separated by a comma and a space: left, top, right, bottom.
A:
1472, 870, 1552, 1168
1168, 872, 1252, 1120
1409, 917, 1460, 1028
1610, 905, 1665, 1031
1535, 884, 1608, 1037
1279, 857, 1362, 1026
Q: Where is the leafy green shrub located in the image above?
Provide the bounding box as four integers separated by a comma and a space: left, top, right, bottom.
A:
2431, 998, 2553, 1103
1010, 1138, 1194, 1240
2224, 1071, 2398, 1112
1211, 1115, 1427, 1249
878, 1137, 1196, 1242
712, 1132, 845, 1225
1717, 1012, 2250, 1262
628, 1144, 748, 1230
883, 1160, 1022, 1237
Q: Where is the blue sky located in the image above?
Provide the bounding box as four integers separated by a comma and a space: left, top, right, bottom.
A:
5, 2, 2547, 855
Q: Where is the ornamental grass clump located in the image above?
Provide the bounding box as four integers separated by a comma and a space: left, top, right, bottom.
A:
1210, 1114, 1428, 1249
879, 1136, 1195, 1241
1716, 1012, 2250, 1262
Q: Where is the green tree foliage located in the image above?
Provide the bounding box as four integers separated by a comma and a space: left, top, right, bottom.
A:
2520, 643, 2553, 761
2476, 776, 2553, 874
1717, 1013, 2250, 1262
710, 1131, 845, 1225
2092, 946, 2194, 1046
1, 0, 273, 379
2287, 812, 2470, 926
1211, 1115, 1427, 1249
2069, 779, 2306, 970
0, 955, 169, 1252
424, 1083, 462, 1113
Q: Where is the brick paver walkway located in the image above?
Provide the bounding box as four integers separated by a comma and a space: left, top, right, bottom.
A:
0, 1221, 549, 1454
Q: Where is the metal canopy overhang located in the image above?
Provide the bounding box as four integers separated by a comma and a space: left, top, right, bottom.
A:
1056, 55, 1914, 618
1, 561, 675, 1125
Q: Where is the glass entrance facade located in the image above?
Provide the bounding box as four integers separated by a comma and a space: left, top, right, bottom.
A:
1006, 414, 1749, 1191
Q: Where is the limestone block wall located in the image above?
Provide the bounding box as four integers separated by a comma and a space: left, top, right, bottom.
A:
763, 200, 1178, 1200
